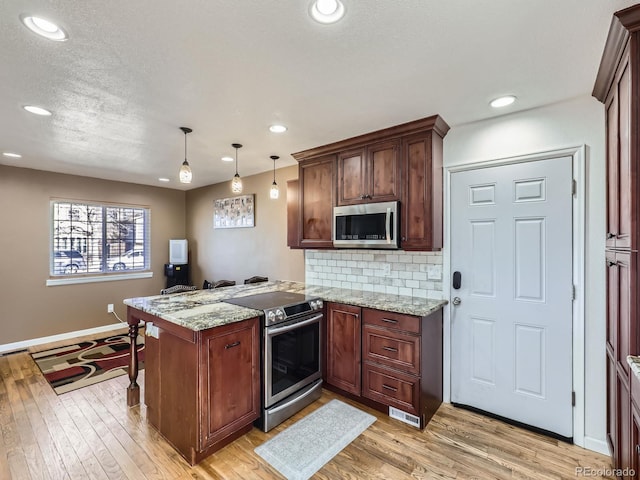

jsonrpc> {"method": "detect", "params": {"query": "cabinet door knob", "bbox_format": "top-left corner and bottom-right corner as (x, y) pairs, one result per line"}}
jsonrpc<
(608, 261), (617, 267)
(360, 194), (366, 200)
(636, 444), (640, 455)
(607, 232), (616, 239)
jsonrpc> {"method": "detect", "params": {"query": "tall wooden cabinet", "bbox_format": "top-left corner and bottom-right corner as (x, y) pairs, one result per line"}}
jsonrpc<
(290, 115), (449, 251)
(594, 4), (640, 475)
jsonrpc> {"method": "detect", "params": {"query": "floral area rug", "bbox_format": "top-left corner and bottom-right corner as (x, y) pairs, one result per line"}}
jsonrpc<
(31, 334), (145, 394)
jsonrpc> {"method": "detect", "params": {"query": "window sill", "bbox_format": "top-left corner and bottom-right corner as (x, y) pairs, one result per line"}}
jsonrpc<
(46, 271), (153, 286)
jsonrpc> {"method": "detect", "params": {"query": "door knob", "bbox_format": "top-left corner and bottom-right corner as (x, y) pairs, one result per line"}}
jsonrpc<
(452, 297), (461, 306)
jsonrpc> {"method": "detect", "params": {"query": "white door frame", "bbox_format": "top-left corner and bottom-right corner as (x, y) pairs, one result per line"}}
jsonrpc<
(443, 145), (586, 447)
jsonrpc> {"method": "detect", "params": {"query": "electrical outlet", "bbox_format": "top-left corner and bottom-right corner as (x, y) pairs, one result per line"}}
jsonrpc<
(107, 303), (114, 313)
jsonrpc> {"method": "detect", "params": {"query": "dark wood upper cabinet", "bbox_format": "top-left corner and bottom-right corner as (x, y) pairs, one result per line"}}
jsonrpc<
(401, 130), (444, 251)
(594, 5), (639, 252)
(298, 155), (336, 248)
(338, 148), (366, 205)
(286, 179), (301, 248)
(292, 115), (449, 250)
(337, 140), (400, 205)
(604, 46), (633, 250)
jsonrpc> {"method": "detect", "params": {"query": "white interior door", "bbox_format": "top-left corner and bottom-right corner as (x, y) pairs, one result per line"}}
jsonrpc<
(450, 156), (573, 438)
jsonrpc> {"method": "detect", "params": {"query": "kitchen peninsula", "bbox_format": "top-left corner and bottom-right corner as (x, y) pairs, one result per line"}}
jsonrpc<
(124, 281), (445, 465)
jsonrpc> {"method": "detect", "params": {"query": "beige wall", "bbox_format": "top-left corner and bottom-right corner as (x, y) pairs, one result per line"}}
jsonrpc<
(0, 165), (186, 344)
(186, 165), (304, 288)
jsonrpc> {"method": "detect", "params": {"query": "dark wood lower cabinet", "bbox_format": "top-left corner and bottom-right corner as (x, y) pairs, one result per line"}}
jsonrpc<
(608, 352), (618, 461)
(142, 311), (260, 465)
(619, 372), (632, 477)
(325, 302), (362, 395)
(633, 403), (640, 480)
(200, 321), (261, 449)
(324, 302), (443, 428)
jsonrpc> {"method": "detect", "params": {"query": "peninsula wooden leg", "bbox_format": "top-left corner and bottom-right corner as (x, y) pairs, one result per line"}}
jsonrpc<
(127, 320), (140, 406)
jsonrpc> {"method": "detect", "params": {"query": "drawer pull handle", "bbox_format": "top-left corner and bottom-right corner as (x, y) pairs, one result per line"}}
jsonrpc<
(637, 444), (640, 455)
(382, 318), (398, 324)
(225, 341), (241, 349)
(382, 384), (398, 392)
(382, 346), (398, 352)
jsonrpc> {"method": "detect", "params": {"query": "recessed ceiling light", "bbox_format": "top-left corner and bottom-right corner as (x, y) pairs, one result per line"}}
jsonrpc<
(490, 95), (516, 108)
(23, 105), (52, 116)
(269, 124), (288, 133)
(310, 0), (345, 24)
(20, 15), (68, 41)
(158, 177), (170, 182)
(221, 156), (234, 162)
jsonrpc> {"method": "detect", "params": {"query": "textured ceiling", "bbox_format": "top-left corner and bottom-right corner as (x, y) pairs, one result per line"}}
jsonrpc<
(0, 0), (636, 190)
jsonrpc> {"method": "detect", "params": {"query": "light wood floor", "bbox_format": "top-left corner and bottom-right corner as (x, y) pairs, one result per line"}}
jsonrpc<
(0, 334), (616, 479)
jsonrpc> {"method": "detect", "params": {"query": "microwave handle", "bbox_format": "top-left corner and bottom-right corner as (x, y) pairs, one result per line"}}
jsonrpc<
(386, 207), (391, 243)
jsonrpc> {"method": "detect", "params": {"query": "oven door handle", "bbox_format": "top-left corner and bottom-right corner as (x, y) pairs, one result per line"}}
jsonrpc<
(267, 313), (322, 335)
(268, 380), (323, 415)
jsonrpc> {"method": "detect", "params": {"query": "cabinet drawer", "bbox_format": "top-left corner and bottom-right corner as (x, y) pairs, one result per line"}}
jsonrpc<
(362, 363), (419, 415)
(362, 325), (420, 375)
(363, 308), (420, 334)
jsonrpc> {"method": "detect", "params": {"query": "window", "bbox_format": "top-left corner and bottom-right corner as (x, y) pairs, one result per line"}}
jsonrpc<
(51, 201), (150, 276)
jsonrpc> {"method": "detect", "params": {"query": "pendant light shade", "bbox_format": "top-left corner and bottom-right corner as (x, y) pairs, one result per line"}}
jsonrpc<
(179, 127), (193, 184)
(270, 155), (279, 199)
(231, 143), (243, 193)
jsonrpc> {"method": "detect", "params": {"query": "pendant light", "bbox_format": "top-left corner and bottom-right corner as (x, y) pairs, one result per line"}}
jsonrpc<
(231, 143), (243, 193)
(179, 127), (193, 184)
(269, 155), (280, 199)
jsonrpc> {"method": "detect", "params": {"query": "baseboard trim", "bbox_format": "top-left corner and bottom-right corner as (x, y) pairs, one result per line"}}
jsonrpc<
(583, 436), (610, 456)
(0, 322), (127, 355)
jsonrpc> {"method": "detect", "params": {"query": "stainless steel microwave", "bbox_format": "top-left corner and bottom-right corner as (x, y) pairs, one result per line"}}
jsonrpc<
(333, 201), (399, 249)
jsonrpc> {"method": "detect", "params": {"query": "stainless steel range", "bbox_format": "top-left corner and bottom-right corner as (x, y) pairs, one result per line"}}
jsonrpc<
(224, 291), (323, 431)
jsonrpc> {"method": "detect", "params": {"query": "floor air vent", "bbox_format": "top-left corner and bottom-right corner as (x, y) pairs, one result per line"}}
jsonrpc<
(389, 406), (420, 428)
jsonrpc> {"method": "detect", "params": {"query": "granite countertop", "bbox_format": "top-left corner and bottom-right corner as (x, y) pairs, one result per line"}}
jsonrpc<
(124, 280), (447, 331)
(628, 356), (640, 379)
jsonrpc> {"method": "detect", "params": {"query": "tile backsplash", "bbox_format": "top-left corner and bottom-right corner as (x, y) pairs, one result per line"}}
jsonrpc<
(305, 249), (443, 299)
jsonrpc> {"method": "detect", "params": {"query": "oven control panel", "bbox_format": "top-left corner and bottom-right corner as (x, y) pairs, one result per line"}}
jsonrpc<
(264, 298), (323, 326)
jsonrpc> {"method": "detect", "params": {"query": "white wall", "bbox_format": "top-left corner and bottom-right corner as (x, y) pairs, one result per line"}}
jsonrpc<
(444, 95), (606, 451)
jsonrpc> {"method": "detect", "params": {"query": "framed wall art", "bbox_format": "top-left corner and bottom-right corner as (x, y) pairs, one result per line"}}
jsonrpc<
(213, 194), (255, 229)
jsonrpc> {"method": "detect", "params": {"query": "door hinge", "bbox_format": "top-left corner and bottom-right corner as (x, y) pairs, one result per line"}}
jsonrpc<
(572, 179), (577, 196)
(572, 391), (576, 407)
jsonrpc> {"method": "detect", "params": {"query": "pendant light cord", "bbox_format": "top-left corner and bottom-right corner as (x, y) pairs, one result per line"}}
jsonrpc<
(235, 146), (239, 175)
(184, 131), (187, 161)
